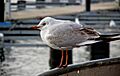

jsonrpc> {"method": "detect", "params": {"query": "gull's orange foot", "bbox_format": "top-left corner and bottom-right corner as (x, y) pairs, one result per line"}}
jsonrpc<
(58, 48), (68, 68)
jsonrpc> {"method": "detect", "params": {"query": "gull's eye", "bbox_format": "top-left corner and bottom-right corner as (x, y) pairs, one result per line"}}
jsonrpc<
(42, 22), (46, 26)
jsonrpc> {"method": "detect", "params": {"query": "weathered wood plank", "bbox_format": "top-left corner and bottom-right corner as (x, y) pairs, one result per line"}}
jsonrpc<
(38, 57), (120, 76)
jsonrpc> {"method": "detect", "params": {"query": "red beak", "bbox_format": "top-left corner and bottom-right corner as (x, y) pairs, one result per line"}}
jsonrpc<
(31, 26), (41, 29)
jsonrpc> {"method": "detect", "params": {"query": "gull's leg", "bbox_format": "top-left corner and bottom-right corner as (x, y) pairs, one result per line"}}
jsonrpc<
(59, 48), (64, 68)
(63, 48), (68, 67)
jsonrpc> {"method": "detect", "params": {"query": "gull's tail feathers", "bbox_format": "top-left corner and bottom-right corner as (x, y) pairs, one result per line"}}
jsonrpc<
(88, 33), (120, 42)
(76, 34), (120, 47)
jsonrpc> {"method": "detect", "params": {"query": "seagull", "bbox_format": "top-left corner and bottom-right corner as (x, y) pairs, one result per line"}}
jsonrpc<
(109, 20), (116, 27)
(31, 17), (100, 68)
(75, 17), (83, 27)
(75, 17), (80, 24)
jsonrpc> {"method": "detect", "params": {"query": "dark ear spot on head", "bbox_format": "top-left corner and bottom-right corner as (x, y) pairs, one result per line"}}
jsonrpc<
(42, 22), (46, 26)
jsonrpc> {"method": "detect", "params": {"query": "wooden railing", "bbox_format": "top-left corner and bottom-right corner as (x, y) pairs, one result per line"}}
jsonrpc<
(38, 57), (120, 76)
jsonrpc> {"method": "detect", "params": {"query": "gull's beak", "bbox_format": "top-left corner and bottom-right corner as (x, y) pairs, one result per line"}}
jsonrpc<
(31, 26), (41, 29)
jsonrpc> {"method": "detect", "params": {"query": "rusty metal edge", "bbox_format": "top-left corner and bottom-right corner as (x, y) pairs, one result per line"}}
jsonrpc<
(38, 56), (120, 76)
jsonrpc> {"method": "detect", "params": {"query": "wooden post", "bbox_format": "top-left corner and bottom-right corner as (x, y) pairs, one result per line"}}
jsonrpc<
(0, 0), (5, 62)
(89, 41), (110, 60)
(4, 0), (11, 20)
(17, 0), (26, 11)
(118, 0), (120, 6)
(86, 0), (91, 12)
(0, 0), (4, 22)
(0, 33), (5, 62)
(49, 48), (73, 69)
(115, 0), (120, 6)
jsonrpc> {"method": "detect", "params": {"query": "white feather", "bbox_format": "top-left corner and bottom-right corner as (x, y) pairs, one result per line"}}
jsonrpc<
(75, 17), (83, 27)
(109, 20), (116, 27)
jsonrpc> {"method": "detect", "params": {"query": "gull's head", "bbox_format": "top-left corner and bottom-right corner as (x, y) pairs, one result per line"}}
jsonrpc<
(31, 17), (55, 30)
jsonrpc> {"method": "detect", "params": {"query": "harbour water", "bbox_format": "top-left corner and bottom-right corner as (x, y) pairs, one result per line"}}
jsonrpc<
(0, 39), (120, 76)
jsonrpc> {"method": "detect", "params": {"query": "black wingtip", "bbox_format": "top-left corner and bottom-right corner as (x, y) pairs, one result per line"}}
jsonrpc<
(99, 33), (120, 38)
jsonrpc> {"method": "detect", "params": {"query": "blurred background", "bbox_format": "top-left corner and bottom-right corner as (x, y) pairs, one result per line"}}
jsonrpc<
(0, 0), (120, 76)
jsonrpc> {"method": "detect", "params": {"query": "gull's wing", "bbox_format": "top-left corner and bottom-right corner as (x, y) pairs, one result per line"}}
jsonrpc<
(46, 22), (99, 47)
(56, 19), (100, 38)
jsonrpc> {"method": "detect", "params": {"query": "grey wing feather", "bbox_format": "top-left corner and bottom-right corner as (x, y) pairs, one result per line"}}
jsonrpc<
(46, 22), (89, 47)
